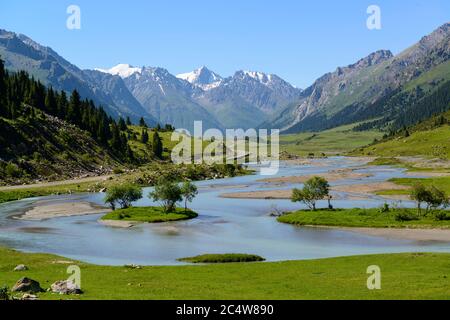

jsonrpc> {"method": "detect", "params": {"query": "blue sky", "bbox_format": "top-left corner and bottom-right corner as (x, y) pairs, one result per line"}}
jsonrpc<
(0, 0), (449, 88)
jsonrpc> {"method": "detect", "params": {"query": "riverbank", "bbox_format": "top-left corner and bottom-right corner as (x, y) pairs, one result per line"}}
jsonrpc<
(0, 247), (448, 300)
(278, 209), (450, 241)
(16, 200), (111, 221)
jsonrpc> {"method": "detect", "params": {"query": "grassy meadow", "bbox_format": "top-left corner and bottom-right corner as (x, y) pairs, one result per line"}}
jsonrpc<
(0, 248), (449, 300)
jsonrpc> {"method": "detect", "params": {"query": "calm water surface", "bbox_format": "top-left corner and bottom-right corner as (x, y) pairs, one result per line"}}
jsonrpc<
(0, 157), (449, 265)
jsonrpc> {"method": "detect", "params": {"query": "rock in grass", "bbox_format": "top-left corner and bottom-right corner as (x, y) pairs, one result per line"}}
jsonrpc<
(21, 293), (38, 300)
(51, 280), (83, 295)
(13, 264), (28, 271)
(11, 277), (44, 293)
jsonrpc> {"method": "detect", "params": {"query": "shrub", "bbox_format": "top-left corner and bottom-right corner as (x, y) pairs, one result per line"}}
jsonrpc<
(0, 286), (9, 301)
(104, 184), (143, 210)
(5, 162), (22, 178)
(379, 203), (390, 213)
(149, 179), (183, 213)
(292, 177), (330, 211)
(434, 211), (450, 221)
(395, 210), (419, 222)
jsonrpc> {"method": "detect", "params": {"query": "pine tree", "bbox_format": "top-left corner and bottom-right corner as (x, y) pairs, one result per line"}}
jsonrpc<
(141, 129), (149, 144)
(139, 117), (147, 128)
(152, 131), (163, 159)
(44, 87), (57, 114)
(68, 90), (82, 125)
(126, 116), (132, 126)
(0, 58), (6, 117)
(118, 117), (127, 131)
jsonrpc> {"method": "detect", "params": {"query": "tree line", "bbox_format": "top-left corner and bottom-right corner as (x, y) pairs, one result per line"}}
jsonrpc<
(0, 57), (167, 163)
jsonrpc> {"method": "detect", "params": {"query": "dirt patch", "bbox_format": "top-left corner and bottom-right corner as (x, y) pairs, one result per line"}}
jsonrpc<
(259, 169), (372, 185)
(221, 190), (293, 200)
(16, 201), (111, 221)
(332, 182), (409, 194)
(336, 226), (450, 242)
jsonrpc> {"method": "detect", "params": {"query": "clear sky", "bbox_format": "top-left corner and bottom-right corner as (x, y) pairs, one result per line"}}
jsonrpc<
(0, 0), (449, 88)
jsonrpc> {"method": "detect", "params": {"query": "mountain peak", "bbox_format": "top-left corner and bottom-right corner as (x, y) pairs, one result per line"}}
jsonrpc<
(96, 64), (142, 78)
(177, 66), (223, 89)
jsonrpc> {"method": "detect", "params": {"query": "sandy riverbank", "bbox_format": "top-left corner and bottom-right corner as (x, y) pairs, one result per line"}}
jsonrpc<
(315, 226), (450, 242)
(16, 200), (111, 221)
(258, 168), (372, 185)
(98, 219), (136, 228)
(220, 189), (370, 201)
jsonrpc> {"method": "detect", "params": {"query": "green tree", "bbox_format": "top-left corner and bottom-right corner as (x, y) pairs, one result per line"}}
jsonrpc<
(139, 117), (147, 128)
(410, 183), (430, 216)
(181, 181), (198, 211)
(291, 176), (330, 211)
(118, 117), (127, 131)
(141, 129), (149, 144)
(104, 184), (143, 210)
(149, 179), (183, 213)
(126, 116), (132, 126)
(152, 131), (163, 159)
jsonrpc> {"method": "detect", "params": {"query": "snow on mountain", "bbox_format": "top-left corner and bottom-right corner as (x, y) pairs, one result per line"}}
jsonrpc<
(96, 64), (142, 78)
(177, 66), (223, 90)
(242, 71), (274, 85)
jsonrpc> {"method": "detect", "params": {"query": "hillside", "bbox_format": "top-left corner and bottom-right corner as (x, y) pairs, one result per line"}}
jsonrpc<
(0, 59), (162, 185)
(351, 110), (450, 160)
(0, 112), (119, 185)
(265, 22), (450, 133)
(280, 123), (383, 157)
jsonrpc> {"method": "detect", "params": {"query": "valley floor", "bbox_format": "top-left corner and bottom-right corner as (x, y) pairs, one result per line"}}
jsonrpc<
(1, 248), (449, 300)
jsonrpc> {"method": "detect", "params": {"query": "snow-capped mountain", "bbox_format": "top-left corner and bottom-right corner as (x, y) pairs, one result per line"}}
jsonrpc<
(0, 27), (303, 131)
(177, 66), (223, 90)
(95, 64), (142, 78)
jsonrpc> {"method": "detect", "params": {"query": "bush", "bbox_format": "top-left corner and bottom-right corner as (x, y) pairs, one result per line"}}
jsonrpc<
(104, 184), (143, 210)
(395, 210), (419, 222)
(434, 211), (450, 221)
(5, 162), (22, 178)
(113, 168), (124, 174)
(178, 254), (265, 264)
(379, 203), (390, 213)
(0, 286), (9, 301)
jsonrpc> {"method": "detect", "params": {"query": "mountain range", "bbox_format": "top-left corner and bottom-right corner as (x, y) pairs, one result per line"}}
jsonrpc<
(1, 22), (449, 134)
(264, 22), (450, 133)
(0, 28), (302, 132)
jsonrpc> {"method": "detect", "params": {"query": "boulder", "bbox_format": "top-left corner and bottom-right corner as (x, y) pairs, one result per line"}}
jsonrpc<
(13, 264), (28, 271)
(21, 293), (38, 300)
(51, 280), (83, 295)
(11, 277), (44, 293)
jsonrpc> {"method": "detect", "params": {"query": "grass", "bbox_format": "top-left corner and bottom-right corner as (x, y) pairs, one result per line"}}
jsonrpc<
(280, 123), (383, 157)
(0, 247), (449, 299)
(178, 254), (265, 264)
(376, 176), (450, 197)
(353, 125), (450, 160)
(278, 208), (450, 228)
(0, 181), (105, 204)
(101, 206), (198, 223)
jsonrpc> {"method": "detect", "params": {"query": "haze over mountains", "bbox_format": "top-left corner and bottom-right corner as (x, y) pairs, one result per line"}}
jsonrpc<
(1, 22), (449, 134)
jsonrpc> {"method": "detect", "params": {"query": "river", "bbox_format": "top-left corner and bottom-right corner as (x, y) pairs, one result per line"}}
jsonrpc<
(0, 157), (449, 265)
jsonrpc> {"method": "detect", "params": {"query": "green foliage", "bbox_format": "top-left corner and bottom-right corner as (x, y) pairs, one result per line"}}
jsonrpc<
(278, 208), (450, 228)
(102, 206), (197, 223)
(180, 181), (198, 211)
(0, 58), (141, 171)
(0, 285), (9, 301)
(104, 184), (143, 210)
(178, 254), (265, 264)
(291, 176), (330, 210)
(410, 183), (449, 215)
(152, 131), (163, 159)
(149, 179), (183, 213)
(5, 162), (22, 178)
